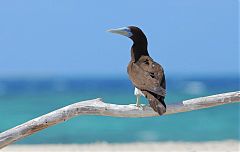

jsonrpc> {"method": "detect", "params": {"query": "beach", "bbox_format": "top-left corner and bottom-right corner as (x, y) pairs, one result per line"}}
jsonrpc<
(2, 140), (239, 152)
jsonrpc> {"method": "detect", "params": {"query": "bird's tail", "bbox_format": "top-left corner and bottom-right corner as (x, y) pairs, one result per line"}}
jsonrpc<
(142, 91), (166, 115)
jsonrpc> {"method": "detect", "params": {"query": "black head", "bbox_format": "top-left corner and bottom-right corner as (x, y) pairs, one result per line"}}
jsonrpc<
(127, 26), (147, 44)
(107, 26), (149, 61)
(107, 26), (147, 44)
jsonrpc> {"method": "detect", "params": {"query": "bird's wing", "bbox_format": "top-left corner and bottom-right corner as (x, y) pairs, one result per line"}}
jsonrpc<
(141, 90), (166, 115)
(128, 56), (166, 97)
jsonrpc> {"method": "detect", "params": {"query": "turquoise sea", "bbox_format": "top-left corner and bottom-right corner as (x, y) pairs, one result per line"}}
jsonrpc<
(0, 76), (239, 144)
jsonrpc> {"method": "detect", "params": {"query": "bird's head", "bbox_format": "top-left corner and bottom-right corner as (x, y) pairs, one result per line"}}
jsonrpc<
(107, 26), (147, 44)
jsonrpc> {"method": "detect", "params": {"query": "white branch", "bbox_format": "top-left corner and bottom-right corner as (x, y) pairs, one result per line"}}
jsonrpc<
(0, 91), (239, 149)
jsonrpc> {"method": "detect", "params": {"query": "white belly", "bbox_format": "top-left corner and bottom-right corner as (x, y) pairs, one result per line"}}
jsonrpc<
(134, 87), (145, 97)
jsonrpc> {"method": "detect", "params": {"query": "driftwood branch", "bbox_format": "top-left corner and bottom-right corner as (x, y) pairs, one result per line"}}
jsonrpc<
(0, 91), (239, 149)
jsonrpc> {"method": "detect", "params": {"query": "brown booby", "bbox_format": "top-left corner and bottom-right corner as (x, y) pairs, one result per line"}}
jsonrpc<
(107, 26), (167, 115)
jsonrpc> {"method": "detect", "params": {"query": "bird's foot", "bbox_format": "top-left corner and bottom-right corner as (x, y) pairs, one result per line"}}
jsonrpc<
(134, 104), (145, 110)
(136, 103), (145, 110)
(129, 104), (145, 110)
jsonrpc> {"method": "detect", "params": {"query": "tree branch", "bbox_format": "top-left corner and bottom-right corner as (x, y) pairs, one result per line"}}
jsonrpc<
(0, 91), (239, 149)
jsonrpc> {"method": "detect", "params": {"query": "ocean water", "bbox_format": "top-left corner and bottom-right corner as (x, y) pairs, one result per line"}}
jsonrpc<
(0, 76), (239, 144)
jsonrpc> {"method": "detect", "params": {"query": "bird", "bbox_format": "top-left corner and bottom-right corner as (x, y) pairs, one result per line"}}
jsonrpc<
(107, 26), (167, 115)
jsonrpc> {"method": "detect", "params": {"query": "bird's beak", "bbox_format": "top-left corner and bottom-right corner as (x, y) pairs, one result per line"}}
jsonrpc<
(107, 27), (133, 37)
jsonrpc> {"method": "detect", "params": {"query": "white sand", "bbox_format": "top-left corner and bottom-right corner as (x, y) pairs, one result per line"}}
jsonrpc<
(2, 140), (239, 152)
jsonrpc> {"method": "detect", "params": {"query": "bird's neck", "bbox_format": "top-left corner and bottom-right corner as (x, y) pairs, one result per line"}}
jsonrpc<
(131, 41), (149, 62)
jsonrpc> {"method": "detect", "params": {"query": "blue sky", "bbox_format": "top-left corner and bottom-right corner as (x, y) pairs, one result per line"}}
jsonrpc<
(0, 0), (238, 78)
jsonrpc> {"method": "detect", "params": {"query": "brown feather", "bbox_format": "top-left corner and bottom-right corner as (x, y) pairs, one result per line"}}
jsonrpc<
(127, 56), (166, 97)
(142, 91), (166, 115)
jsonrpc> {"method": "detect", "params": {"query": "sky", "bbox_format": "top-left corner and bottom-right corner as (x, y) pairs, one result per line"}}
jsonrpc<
(0, 0), (238, 78)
